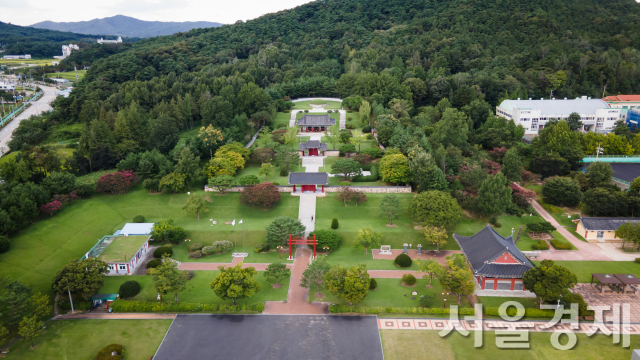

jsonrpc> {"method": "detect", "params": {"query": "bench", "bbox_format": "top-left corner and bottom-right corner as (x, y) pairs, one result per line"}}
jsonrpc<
(379, 245), (392, 255)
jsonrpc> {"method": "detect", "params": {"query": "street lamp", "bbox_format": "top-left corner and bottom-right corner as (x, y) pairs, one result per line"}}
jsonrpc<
(442, 293), (447, 309)
(277, 246), (284, 260)
(184, 238), (191, 252)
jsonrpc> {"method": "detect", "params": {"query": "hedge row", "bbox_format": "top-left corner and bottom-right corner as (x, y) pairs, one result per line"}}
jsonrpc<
(550, 240), (572, 250)
(485, 307), (556, 318)
(57, 298), (92, 311)
(328, 305), (475, 315)
(532, 240), (550, 250)
(110, 299), (264, 313)
(352, 165), (379, 182)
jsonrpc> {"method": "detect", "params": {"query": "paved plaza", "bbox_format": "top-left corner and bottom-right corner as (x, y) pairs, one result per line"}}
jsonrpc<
(572, 283), (640, 322)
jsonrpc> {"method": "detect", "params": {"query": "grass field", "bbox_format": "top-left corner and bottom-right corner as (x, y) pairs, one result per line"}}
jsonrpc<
(532, 261), (640, 283)
(0, 58), (57, 66)
(380, 331), (640, 360)
(478, 296), (538, 309)
(98, 270), (289, 304)
(5, 319), (171, 359)
(311, 278), (472, 309)
(232, 160), (305, 184)
(45, 70), (86, 82)
(324, 247), (420, 270)
(292, 100), (342, 110)
(0, 151), (18, 164)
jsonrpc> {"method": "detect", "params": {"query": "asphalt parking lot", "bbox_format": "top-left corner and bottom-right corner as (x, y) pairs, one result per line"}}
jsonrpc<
(153, 314), (383, 360)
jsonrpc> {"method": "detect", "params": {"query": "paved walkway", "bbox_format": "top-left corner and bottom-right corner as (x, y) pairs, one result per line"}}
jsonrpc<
(263, 247), (329, 314)
(338, 110), (346, 129)
(572, 283), (640, 322)
(301, 155), (324, 172)
(298, 193), (316, 235)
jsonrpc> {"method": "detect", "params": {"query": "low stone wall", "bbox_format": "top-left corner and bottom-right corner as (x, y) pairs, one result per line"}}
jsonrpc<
(204, 185), (411, 193)
(204, 185), (293, 193)
(325, 150), (340, 156)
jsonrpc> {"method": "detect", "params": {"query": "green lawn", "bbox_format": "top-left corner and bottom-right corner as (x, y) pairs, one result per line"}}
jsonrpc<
(311, 278), (472, 309)
(5, 319), (171, 360)
(272, 112), (291, 129)
(324, 247), (420, 270)
(478, 296), (538, 309)
(172, 243), (294, 264)
(232, 160), (305, 184)
(381, 331), (640, 360)
(45, 70), (86, 82)
(0, 188), (298, 300)
(0, 151), (18, 164)
(292, 100), (342, 110)
(532, 261), (640, 283)
(319, 156), (385, 186)
(99, 270), (289, 304)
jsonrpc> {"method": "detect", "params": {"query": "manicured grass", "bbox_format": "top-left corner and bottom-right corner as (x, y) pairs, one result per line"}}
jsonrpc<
(319, 156), (385, 186)
(325, 247), (419, 270)
(172, 243), (293, 264)
(0, 151), (18, 164)
(478, 296), (538, 309)
(0, 188), (298, 300)
(45, 70), (86, 81)
(532, 261), (640, 283)
(5, 319), (172, 360)
(292, 100), (342, 110)
(380, 331), (640, 360)
(99, 270), (289, 304)
(311, 278), (472, 309)
(272, 112), (291, 129)
(232, 160), (304, 184)
(99, 235), (149, 262)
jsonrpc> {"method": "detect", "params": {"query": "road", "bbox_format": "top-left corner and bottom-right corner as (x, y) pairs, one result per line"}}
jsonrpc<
(0, 85), (58, 156)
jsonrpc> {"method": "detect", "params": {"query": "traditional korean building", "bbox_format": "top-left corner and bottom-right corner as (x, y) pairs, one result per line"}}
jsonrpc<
(289, 172), (329, 194)
(453, 225), (533, 291)
(299, 139), (327, 156)
(296, 114), (336, 132)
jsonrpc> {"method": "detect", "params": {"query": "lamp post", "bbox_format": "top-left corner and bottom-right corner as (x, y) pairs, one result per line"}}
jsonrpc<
(323, 246), (330, 253)
(185, 238), (191, 252)
(442, 293), (446, 309)
(277, 246), (283, 260)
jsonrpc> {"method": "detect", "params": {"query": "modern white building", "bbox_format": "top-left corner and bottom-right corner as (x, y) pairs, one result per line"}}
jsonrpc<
(2, 54), (31, 60)
(496, 97), (620, 134)
(97, 37), (123, 44)
(0, 82), (15, 91)
(54, 44), (80, 60)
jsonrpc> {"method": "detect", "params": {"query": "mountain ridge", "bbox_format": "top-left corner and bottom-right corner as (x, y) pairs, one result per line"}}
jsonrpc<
(30, 15), (222, 38)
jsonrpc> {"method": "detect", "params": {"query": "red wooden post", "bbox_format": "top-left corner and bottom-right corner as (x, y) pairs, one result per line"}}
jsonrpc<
(313, 234), (316, 258)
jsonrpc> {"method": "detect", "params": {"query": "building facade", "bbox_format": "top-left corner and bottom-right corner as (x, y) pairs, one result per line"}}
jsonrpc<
(453, 225), (533, 292)
(496, 97), (619, 135)
(296, 114), (336, 132)
(574, 217), (640, 243)
(299, 139), (327, 156)
(97, 37), (123, 44)
(289, 172), (329, 195)
(0, 82), (15, 91)
(602, 95), (640, 110)
(2, 54), (31, 60)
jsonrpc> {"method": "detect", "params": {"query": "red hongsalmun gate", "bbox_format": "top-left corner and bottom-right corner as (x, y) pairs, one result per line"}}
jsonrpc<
(287, 234), (317, 260)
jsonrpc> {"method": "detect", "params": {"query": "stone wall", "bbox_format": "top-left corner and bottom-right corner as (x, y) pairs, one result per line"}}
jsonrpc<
(325, 150), (340, 157)
(204, 185), (293, 193)
(204, 185), (411, 193)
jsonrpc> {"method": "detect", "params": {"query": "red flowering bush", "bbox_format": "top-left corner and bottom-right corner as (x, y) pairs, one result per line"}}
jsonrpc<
(484, 160), (501, 175)
(40, 201), (62, 216)
(53, 190), (80, 203)
(511, 184), (536, 208)
(96, 170), (139, 194)
(240, 183), (282, 209)
(488, 147), (507, 163)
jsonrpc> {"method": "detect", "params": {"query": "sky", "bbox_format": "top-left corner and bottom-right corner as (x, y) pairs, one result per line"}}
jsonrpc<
(0, 0), (313, 26)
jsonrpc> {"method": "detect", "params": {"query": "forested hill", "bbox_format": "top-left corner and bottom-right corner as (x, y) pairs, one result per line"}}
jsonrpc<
(0, 22), (116, 58)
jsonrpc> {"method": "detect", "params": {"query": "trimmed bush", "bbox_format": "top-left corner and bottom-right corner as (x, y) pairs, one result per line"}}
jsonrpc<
(255, 243), (270, 253)
(212, 240), (234, 253)
(362, 125), (371, 133)
(636, 258), (640, 264)
(401, 274), (416, 286)
(95, 344), (123, 360)
(309, 230), (343, 251)
(331, 218), (339, 229)
(133, 215), (145, 223)
(328, 305), (475, 315)
(352, 165), (379, 182)
(110, 299), (265, 313)
(345, 124), (356, 129)
(185, 270), (195, 280)
(119, 280), (141, 298)
(0, 236), (9, 254)
(146, 259), (162, 268)
(395, 253), (412, 268)
(550, 240), (572, 250)
(485, 307), (556, 319)
(202, 246), (214, 255)
(76, 183), (96, 198)
(279, 167), (288, 176)
(369, 278), (378, 290)
(191, 243), (204, 251)
(189, 251), (203, 259)
(153, 246), (173, 258)
(361, 148), (384, 158)
(532, 240), (550, 250)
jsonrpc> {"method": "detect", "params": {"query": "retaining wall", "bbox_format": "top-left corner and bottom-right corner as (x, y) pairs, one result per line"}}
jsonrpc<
(204, 185), (411, 193)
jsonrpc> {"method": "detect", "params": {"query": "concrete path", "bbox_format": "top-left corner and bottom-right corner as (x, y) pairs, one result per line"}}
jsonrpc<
(301, 155), (324, 172)
(308, 133), (323, 141)
(339, 110), (346, 129)
(378, 317), (640, 331)
(263, 247), (329, 314)
(298, 193), (317, 235)
(0, 85), (57, 156)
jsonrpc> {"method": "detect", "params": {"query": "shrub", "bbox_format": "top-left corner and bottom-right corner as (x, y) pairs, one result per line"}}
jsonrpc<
(395, 253), (412, 268)
(95, 344), (123, 360)
(153, 246), (173, 258)
(239, 175), (260, 186)
(550, 240), (572, 250)
(345, 124), (356, 129)
(362, 125), (371, 133)
(327, 305), (475, 315)
(185, 270), (195, 280)
(96, 170), (138, 194)
(277, 123), (287, 128)
(331, 218), (339, 229)
(240, 183), (282, 209)
(347, 110), (353, 113)
(401, 274), (417, 285)
(57, 298), (92, 311)
(255, 243), (270, 253)
(164, 227), (187, 244)
(485, 307), (556, 319)
(340, 181), (351, 186)
(527, 222), (556, 233)
(347, 117), (353, 121)
(0, 236), (9, 254)
(202, 246), (214, 256)
(532, 240), (550, 250)
(354, 153), (372, 165)
(119, 280), (141, 298)
(352, 165), (379, 182)
(143, 178), (160, 193)
(76, 183), (96, 198)
(420, 295), (433, 308)
(304, 110), (309, 113)
(109, 299), (264, 313)
(542, 176), (582, 207)
(133, 215), (145, 223)
(369, 278), (378, 290)
(279, 167), (288, 176)
(636, 258), (640, 264)
(189, 251), (203, 259)
(361, 148), (384, 158)
(212, 240), (234, 253)
(146, 259), (162, 268)
(191, 243), (204, 251)
(309, 230), (343, 251)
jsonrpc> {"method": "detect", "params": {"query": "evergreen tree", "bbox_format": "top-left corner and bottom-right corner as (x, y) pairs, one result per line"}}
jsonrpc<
(478, 173), (512, 218)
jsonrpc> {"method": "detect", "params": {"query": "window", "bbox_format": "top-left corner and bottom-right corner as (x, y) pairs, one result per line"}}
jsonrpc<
(530, 119), (538, 131)
(484, 280), (494, 290)
(596, 118), (604, 129)
(109, 265), (114, 270)
(119, 265), (126, 270)
(497, 281), (512, 290)
(514, 281), (524, 291)
(597, 231), (604, 238)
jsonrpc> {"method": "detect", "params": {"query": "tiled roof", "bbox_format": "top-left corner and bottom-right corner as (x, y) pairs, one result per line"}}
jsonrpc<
(498, 98), (610, 115)
(580, 217), (640, 231)
(603, 95), (640, 102)
(288, 172), (329, 185)
(299, 140), (327, 151)
(453, 225), (533, 278)
(296, 114), (336, 126)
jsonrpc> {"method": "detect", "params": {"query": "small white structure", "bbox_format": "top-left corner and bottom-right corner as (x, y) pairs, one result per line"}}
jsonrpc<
(496, 97), (620, 134)
(379, 245), (392, 255)
(119, 223), (155, 236)
(97, 37), (123, 44)
(49, 78), (70, 83)
(0, 82), (15, 91)
(56, 88), (73, 97)
(2, 54), (31, 60)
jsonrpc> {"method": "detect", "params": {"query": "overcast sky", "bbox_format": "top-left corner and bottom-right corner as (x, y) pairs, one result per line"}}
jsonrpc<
(0, 0), (313, 26)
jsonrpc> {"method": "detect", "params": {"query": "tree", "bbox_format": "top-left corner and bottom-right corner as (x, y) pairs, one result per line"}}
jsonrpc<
(209, 175), (234, 194)
(42, 172), (76, 195)
(149, 254), (187, 302)
(240, 182), (282, 208)
(259, 163), (273, 181)
(379, 194), (402, 225)
(96, 170), (138, 194)
(349, 135), (366, 152)
(39, 201), (62, 216)
(148, 114), (180, 155)
(263, 261), (291, 287)
(530, 153), (570, 179)
(567, 112), (582, 131)
(326, 124), (341, 150)
(300, 255), (331, 297)
(252, 148), (275, 163)
(336, 186), (355, 207)
(18, 315), (43, 348)
(265, 216), (306, 248)
(159, 171), (187, 193)
(77, 123), (97, 173)
(615, 222), (640, 250)
(430, 108), (469, 148)
(174, 148), (201, 191)
(210, 263), (261, 305)
(417, 259), (443, 287)
(339, 130), (353, 144)
(359, 100), (371, 125)
(214, 150), (245, 172)
(439, 253), (475, 304)
(409, 191), (461, 228)
(421, 225), (448, 252)
(478, 173), (512, 217)
(274, 146), (300, 171)
(182, 193), (209, 220)
(632, 177), (640, 193)
(203, 157), (237, 178)
(522, 259), (577, 305)
(542, 177), (582, 207)
(52, 257), (108, 300)
(331, 158), (362, 180)
(379, 153), (412, 184)
(501, 148), (522, 182)
(198, 125), (224, 159)
(239, 175), (260, 186)
(354, 226), (382, 254)
(323, 264), (370, 306)
(339, 144), (356, 158)
(586, 162), (614, 188)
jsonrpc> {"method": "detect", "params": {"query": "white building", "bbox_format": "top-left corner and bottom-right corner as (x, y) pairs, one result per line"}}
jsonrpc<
(97, 37), (123, 44)
(49, 78), (70, 83)
(0, 82), (14, 91)
(54, 44), (80, 60)
(496, 97), (620, 134)
(2, 54), (31, 60)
